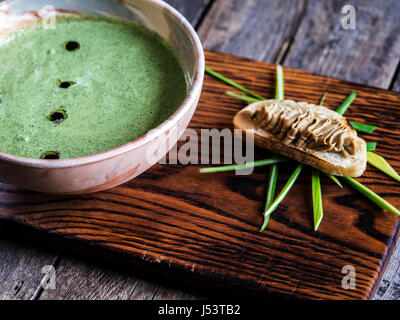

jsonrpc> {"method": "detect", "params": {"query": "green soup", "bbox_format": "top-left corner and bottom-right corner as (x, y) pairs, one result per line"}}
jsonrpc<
(0, 16), (188, 159)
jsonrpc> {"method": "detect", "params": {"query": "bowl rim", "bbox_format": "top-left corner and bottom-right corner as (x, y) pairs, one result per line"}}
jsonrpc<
(0, 0), (205, 169)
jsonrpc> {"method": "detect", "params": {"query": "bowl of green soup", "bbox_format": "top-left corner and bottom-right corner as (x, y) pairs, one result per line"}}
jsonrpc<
(0, 0), (204, 194)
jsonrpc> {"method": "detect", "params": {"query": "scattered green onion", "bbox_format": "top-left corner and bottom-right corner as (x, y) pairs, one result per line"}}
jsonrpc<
(199, 158), (289, 173)
(366, 142), (377, 152)
(205, 67), (265, 100)
(349, 121), (377, 134)
(262, 159), (278, 229)
(325, 173), (343, 188)
(225, 91), (261, 103)
(319, 92), (328, 105)
(260, 164), (303, 231)
(312, 168), (323, 231)
(367, 152), (400, 183)
(0, 92), (2, 104)
(261, 65), (285, 229)
(275, 65), (284, 100)
(335, 92), (357, 115)
(341, 177), (400, 215)
(309, 93), (331, 230)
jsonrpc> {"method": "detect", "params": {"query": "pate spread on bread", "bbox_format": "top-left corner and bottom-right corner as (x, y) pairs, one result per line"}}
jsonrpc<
(233, 99), (367, 177)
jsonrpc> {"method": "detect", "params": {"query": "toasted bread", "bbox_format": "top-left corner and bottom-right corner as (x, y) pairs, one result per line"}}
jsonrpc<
(233, 99), (367, 177)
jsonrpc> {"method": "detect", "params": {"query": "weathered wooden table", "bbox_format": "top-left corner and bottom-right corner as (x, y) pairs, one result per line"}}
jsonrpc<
(1, 0), (399, 300)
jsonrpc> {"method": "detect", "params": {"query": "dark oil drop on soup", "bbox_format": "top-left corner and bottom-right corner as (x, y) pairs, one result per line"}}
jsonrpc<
(0, 16), (188, 159)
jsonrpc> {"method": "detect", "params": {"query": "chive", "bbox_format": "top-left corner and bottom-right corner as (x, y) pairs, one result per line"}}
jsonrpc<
(335, 92), (357, 115)
(367, 152), (400, 183)
(265, 163), (279, 207)
(205, 67), (265, 100)
(0, 92), (2, 104)
(325, 173), (343, 188)
(349, 121), (377, 134)
(319, 92), (328, 105)
(341, 177), (400, 215)
(366, 142), (377, 152)
(335, 93), (377, 133)
(199, 158), (289, 173)
(312, 168), (323, 231)
(260, 164), (303, 231)
(262, 160), (278, 229)
(225, 91), (261, 103)
(309, 93), (331, 231)
(275, 65), (284, 100)
(261, 65), (286, 229)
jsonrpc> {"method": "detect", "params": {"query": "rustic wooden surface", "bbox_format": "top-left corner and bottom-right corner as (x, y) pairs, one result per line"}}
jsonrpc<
(0, 0), (399, 300)
(1, 51), (400, 299)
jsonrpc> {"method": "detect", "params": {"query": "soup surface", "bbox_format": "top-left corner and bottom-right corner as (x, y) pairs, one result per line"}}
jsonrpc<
(0, 15), (188, 159)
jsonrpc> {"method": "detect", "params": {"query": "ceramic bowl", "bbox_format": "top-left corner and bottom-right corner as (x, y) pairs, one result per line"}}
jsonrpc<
(0, 0), (204, 194)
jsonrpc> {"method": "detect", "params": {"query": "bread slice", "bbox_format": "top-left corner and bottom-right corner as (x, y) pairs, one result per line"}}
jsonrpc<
(233, 99), (367, 177)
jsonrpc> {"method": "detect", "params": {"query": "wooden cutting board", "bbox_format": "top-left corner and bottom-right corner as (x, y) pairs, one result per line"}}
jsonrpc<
(0, 51), (399, 300)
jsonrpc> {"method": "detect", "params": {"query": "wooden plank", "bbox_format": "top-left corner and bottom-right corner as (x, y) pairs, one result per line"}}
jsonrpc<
(152, 284), (204, 300)
(198, 0), (307, 62)
(164, 0), (212, 27)
(0, 221), (56, 300)
(38, 251), (205, 300)
(1, 51), (399, 299)
(374, 241), (400, 300)
(285, 0), (400, 88)
(39, 257), (139, 300)
(0, 242), (56, 300)
(128, 280), (159, 300)
(391, 71), (400, 92)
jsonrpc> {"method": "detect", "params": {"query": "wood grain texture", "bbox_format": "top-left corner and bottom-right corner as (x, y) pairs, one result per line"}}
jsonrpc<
(285, 0), (400, 89)
(392, 71), (400, 92)
(198, 0), (306, 62)
(1, 51), (399, 299)
(0, 239), (56, 300)
(164, 0), (212, 27)
(0, 215), (59, 300)
(374, 240), (400, 300)
(39, 257), (139, 300)
(37, 253), (205, 300)
(153, 284), (204, 300)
